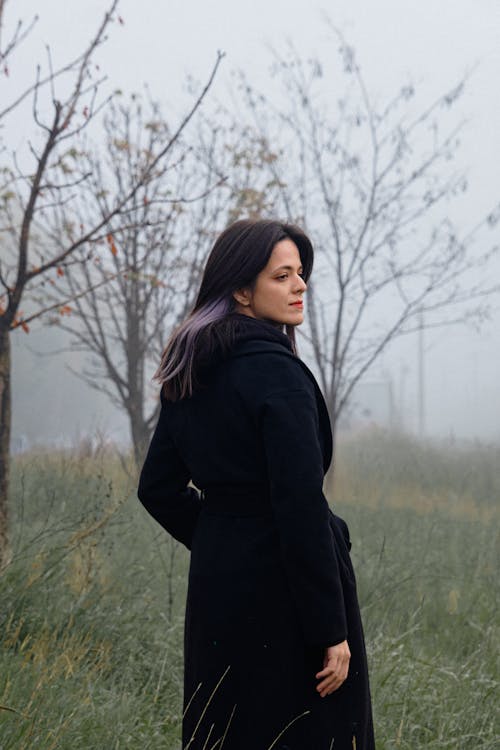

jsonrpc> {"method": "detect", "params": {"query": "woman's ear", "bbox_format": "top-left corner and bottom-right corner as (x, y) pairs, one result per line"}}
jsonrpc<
(232, 288), (252, 307)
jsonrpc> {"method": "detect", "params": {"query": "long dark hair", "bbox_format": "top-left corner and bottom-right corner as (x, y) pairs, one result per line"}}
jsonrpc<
(155, 218), (314, 400)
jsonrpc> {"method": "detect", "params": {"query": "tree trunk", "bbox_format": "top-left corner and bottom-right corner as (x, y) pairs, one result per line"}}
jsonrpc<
(0, 328), (11, 570)
(130, 410), (151, 472)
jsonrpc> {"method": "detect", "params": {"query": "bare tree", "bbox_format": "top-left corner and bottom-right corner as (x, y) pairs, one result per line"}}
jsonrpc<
(235, 28), (500, 463)
(0, 0), (223, 566)
(46, 94), (285, 468)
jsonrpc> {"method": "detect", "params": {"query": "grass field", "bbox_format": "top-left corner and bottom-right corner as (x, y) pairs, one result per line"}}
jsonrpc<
(0, 429), (498, 749)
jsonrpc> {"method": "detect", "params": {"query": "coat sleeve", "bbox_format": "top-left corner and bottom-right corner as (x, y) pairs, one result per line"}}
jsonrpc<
(137, 399), (200, 550)
(260, 384), (348, 648)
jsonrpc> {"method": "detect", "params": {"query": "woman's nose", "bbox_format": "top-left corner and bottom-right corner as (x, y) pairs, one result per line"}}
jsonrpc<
(296, 275), (307, 292)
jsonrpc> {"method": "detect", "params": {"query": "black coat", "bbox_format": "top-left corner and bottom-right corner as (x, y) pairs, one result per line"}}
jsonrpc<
(138, 316), (375, 750)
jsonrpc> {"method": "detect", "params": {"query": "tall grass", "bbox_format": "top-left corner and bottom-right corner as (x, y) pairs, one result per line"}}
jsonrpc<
(1, 429), (498, 748)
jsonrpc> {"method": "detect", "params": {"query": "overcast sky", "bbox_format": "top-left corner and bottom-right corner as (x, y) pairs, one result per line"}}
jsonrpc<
(6, 0), (500, 445)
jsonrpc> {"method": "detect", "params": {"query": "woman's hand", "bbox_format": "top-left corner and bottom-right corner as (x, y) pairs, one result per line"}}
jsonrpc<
(315, 640), (351, 697)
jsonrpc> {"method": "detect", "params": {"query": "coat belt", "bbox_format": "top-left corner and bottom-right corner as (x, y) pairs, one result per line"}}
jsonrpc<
(200, 483), (273, 517)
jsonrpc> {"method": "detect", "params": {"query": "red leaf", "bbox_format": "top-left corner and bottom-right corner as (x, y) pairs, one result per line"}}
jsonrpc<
(106, 233), (118, 256)
(59, 305), (72, 316)
(56, 267), (64, 277)
(13, 313), (30, 332)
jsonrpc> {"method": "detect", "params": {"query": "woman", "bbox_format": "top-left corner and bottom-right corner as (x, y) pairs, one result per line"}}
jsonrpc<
(138, 219), (375, 750)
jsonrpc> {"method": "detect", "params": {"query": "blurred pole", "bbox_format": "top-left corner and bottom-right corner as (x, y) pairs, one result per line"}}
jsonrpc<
(388, 374), (396, 429)
(398, 360), (408, 431)
(418, 310), (425, 438)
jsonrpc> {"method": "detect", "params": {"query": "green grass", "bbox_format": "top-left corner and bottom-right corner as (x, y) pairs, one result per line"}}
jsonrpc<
(1, 429), (498, 748)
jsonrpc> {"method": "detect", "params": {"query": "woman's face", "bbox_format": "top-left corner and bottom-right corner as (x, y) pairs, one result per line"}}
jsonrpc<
(233, 238), (307, 326)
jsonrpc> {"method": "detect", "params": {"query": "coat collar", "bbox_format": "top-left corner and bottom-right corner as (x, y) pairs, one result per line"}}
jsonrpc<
(229, 339), (333, 474)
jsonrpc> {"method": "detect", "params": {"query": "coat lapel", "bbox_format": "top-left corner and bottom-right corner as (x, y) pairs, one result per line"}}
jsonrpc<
(229, 340), (333, 474)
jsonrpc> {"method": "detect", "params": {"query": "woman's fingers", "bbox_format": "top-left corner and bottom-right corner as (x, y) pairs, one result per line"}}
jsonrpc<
(316, 658), (340, 679)
(316, 664), (347, 694)
(317, 677), (342, 696)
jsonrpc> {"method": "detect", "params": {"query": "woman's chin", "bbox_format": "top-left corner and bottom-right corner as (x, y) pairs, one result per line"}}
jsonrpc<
(279, 311), (304, 326)
(288, 309), (304, 324)
(259, 310), (304, 327)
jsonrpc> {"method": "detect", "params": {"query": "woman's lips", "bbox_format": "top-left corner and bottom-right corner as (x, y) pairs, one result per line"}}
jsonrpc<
(290, 301), (303, 307)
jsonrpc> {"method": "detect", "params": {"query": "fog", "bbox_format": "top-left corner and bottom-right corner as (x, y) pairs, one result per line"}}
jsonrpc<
(5, 0), (500, 449)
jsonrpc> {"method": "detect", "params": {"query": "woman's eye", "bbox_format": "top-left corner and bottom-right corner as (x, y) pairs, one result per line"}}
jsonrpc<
(276, 271), (304, 281)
